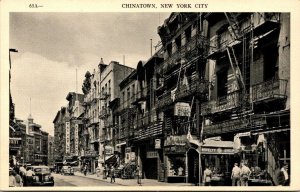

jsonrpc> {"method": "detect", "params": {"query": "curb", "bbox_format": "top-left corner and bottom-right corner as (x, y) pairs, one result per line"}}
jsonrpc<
(74, 173), (127, 186)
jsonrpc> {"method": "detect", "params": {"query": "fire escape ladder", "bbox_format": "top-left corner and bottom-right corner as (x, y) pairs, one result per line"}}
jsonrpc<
(226, 46), (246, 92)
(224, 13), (241, 40)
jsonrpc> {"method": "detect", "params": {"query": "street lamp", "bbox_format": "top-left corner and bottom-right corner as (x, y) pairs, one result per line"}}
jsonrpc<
(9, 48), (18, 68)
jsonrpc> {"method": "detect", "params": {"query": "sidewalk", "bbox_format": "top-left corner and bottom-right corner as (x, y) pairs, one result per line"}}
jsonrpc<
(74, 171), (194, 186)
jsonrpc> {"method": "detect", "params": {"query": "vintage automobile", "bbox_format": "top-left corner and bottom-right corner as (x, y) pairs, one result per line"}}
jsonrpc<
(61, 165), (74, 175)
(27, 166), (54, 186)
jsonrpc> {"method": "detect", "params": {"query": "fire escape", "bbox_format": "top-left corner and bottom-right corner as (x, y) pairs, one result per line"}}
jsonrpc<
(202, 13), (287, 137)
(156, 13), (209, 140)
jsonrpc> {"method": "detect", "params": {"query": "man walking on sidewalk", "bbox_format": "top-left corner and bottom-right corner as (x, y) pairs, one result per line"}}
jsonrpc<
(110, 166), (115, 183)
(136, 165), (142, 185)
(83, 165), (88, 176)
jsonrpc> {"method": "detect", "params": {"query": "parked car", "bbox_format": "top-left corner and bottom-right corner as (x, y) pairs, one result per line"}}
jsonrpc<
(27, 166), (54, 186)
(61, 166), (74, 175)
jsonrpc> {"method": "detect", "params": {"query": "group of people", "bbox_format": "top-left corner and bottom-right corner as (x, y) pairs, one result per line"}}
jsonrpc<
(92, 164), (142, 185)
(202, 162), (253, 186)
(231, 162), (252, 186)
(9, 165), (35, 187)
(231, 162), (289, 186)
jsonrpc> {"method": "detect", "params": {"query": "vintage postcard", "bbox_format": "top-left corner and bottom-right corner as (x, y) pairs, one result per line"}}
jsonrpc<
(1, 0), (300, 191)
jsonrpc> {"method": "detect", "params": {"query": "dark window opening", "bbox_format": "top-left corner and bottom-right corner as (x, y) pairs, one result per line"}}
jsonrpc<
(185, 27), (192, 43)
(217, 68), (228, 98)
(175, 35), (181, 50)
(263, 45), (279, 81)
(167, 43), (172, 57)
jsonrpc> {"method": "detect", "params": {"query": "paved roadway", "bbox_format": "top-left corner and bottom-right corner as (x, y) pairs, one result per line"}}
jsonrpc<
(53, 173), (120, 186)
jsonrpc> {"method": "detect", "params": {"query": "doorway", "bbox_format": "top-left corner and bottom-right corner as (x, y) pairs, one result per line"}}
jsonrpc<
(187, 148), (199, 184)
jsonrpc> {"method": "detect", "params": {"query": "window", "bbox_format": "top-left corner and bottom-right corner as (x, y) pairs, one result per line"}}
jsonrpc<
(185, 27), (192, 43)
(217, 68), (228, 98)
(132, 84), (135, 100)
(122, 91), (125, 108)
(127, 88), (130, 107)
(175, 35), (181, 50)
(263, 45), (279, 81)
(108, 80), (111, 95)
(167, 43), (172, 57)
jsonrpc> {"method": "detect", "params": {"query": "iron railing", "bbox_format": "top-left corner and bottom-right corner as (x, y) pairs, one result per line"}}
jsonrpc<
(156, 91), (173, 109)
(251, 79), (288, 103)
(201, 91), (242, 115)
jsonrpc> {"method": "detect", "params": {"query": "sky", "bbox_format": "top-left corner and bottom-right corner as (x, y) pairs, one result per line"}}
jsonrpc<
(10, 12), (170, 136)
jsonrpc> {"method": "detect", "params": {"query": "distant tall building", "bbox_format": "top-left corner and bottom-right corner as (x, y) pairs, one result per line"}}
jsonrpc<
(53, 92), (84, 165)
(48, 135), (54, 166)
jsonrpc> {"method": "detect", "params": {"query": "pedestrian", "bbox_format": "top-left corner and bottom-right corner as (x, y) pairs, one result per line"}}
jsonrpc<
(14, 170), (23, 187)
(103, 164), (107, 179)
(136, 165), (142, 185)
(240, 162), (251, 186)
(9, 171), (17, 187)
(83, 164), (87, 176)
(25, 167), (35, 186)
(277, 163), (289, 186)
(19, 165), (26, 178)
(231, 163), (241, 186)
(110, 166), (115, 183)
(203, 165), (212, 186)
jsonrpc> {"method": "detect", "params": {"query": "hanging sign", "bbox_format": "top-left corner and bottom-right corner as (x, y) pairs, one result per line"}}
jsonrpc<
(65, 122), (70, 154)
(74, 124), (79, 156)
(155, 139), (161, 149)
(174, 102), (191, 116)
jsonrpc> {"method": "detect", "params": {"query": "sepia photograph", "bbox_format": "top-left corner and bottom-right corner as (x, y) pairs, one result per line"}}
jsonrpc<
(1, 0), (300, 191)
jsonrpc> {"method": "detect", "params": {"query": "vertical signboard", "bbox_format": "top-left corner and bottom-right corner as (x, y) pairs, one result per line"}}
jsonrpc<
(66, 122), (70, 154)
(74, 124), (79, 156)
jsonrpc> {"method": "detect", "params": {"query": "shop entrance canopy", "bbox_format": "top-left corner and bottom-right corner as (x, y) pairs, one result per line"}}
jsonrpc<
(201, 140), (234, 155)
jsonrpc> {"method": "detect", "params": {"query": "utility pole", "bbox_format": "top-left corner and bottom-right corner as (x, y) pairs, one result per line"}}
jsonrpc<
(150, 39), (153, 57)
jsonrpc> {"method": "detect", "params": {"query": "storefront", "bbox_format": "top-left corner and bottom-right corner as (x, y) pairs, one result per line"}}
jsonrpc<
(164, 135), (188, 183)
(200, 139), (236, 186)
(83, 150), (98, 174)
(136, 140), (159, 180)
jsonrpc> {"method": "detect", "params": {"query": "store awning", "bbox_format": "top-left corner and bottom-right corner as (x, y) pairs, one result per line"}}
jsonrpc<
(202, 140), (234, 148)
(116, 142), (126, 147)
(201, 140), (235, 155)
(105, 155), (117, 164)
(105, 155), (114, 161)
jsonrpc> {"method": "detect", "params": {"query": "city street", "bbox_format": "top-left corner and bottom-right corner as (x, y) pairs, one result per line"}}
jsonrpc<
(53, 173), (120, 186)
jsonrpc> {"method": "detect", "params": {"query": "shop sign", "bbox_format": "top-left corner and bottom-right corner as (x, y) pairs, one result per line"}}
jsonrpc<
(125, 152), (136, 163)
(155, 139), (161, 149)
(201, 147), (234, 154)
(65, 122), (70, 154)
(165, 145), (186, 154)
(72, 119), (83, 124)
(237, 132), (251, 137)
(147, 151), (158, 158)
(165, 135), (187, 146)
(204, 117), (249, 134)
(85, 150), (98, 157)
(130, 152), (136, 161)
(105, 146), (113, 155)
(125, 147), (131, 153)
(74, 124), (79, 156)
(174, 102), (191, 117)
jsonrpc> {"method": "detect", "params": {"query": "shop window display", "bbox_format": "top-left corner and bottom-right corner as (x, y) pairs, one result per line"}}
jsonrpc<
(167, 156), (185, 176)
